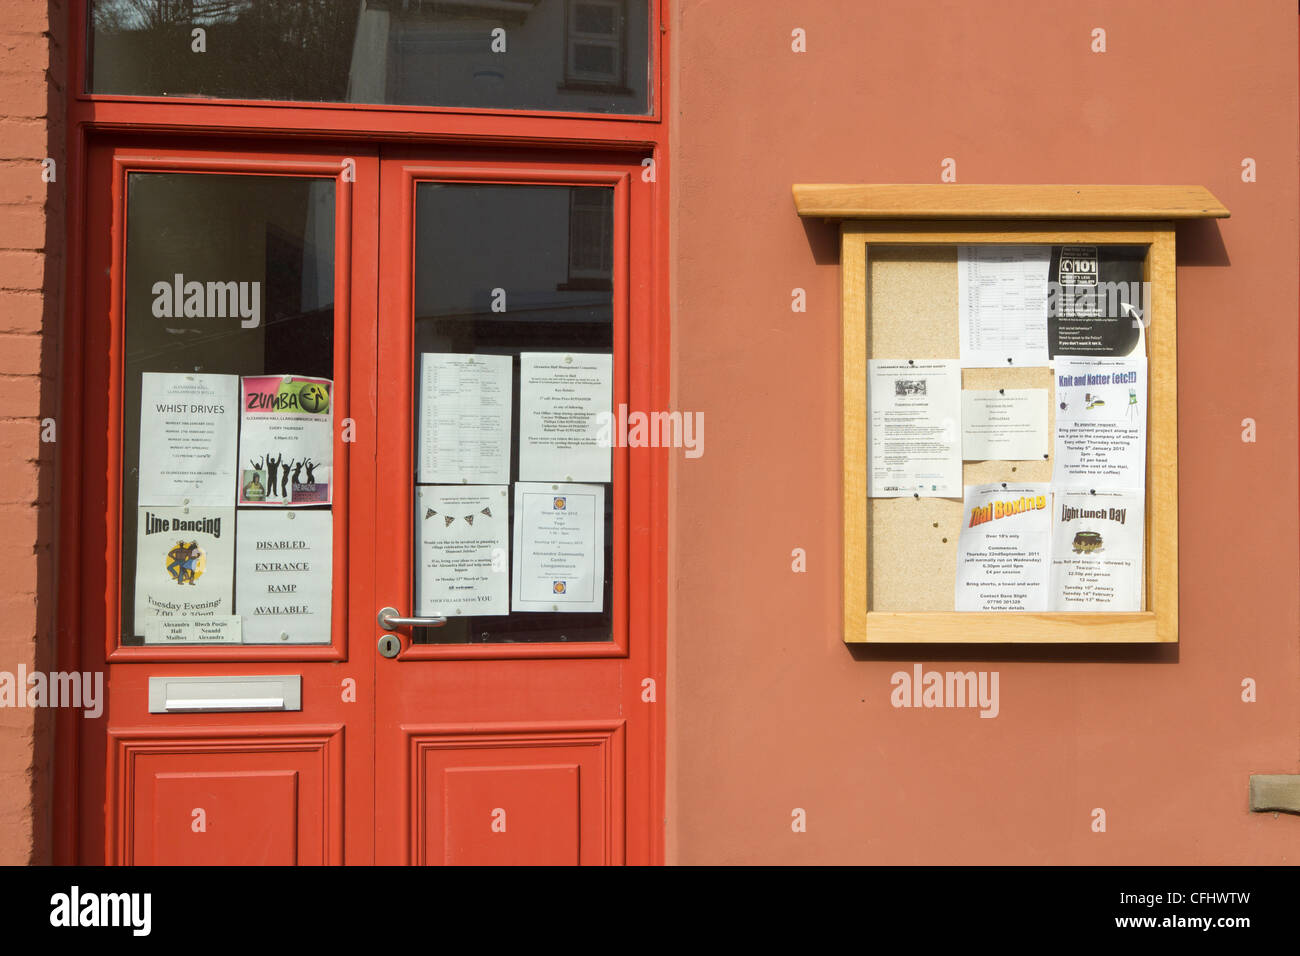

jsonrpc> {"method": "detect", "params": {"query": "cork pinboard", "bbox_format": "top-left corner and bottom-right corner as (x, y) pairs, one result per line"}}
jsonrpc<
(865, 245), (1060, 612)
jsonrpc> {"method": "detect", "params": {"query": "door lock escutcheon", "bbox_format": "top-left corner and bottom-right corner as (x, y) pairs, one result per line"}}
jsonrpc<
(378, 633), (401, 658)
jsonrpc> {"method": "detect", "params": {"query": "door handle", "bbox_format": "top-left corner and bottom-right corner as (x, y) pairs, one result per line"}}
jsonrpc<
(377, 606), (447, 630)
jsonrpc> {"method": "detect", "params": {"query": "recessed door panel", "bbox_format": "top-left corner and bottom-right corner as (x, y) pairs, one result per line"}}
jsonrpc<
(410, 724), (623, 866)
(114, 727), (344, 866)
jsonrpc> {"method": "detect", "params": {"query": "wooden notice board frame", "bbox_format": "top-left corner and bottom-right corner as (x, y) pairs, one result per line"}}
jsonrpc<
(793, 185), (1229, 645)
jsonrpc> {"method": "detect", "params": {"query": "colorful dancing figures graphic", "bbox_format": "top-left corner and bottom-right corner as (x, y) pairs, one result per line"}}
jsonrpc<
(182, 543), (202, 585)
(166, 541), (188, 585)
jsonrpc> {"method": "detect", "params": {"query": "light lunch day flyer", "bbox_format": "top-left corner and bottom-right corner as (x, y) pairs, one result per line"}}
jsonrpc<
(1049, 489), (1144, 612)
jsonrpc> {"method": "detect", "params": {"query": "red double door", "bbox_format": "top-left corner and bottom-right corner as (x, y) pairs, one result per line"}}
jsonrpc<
(71, 138), (664, 865)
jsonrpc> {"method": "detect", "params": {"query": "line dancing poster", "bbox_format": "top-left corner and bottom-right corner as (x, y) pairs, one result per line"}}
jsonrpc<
(133, 506), (238, 642)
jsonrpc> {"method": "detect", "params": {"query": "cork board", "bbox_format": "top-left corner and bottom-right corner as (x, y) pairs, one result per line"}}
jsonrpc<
(838, 219), (1178, 644)
(865, 245), (1064, 612)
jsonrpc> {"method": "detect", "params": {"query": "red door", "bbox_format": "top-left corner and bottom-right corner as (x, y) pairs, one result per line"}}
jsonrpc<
(373, 148), (660, 864)
(76, 138), (380, 864)
(72, 137), (664, 864)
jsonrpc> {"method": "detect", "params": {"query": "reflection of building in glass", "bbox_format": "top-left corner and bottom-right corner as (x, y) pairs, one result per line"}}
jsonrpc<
(564, 0), (629, 92)
(90, 0), (648, 113)
(564, 188), (615, 290)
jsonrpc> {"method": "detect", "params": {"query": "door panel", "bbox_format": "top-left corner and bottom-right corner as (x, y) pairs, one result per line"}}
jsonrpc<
(412, 722), (624, 865)
(79, 140), (378, 865)
(374, 150), (655, 864)
(113, 726), (344, 865)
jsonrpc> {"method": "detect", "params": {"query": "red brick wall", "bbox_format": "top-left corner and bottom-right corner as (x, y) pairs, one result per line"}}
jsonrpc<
(0, 0), (65, 865)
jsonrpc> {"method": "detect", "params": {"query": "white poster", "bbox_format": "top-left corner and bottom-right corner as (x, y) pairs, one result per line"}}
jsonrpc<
(418, 353), (512, 484)
(137, 372), (239, 506)
(518, 352), (613, 482)
(415, 485), (509, 617)
(1050, 490), (1144, 611)
(1052, 357), (1147, 490)
(958, 244), (1051, 367)
(868, 360), (962, 498)
(237, 375), (334, 506)
(133, 506), (237, 640)
(954, 483), (1052, 612)
(511, 482), (605, 613)
(235, 510), (332, 644)
(144, 617), (241, 645)
(961, 388), (1049, 461)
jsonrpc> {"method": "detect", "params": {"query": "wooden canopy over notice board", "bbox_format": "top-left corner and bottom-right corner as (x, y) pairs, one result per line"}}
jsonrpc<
(795, 185), (1228, 644)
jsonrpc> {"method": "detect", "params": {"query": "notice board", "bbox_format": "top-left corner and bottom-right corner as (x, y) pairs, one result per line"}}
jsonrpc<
(793, 185), (1230, 644)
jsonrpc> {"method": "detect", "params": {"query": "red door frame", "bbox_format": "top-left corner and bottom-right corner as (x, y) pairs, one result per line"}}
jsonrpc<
(55, 1), (670, 865)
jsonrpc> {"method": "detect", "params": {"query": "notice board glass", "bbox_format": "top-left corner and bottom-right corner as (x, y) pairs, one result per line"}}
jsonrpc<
(840, 221), (1178, 644)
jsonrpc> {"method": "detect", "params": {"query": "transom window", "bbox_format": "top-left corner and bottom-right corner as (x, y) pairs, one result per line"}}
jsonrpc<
(89, 0), (652, 115)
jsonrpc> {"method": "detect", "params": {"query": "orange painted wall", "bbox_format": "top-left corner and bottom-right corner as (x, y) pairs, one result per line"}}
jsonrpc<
(667, 0), (1299, 862)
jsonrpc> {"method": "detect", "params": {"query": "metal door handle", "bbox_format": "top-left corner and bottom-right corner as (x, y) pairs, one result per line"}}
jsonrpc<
(377, 606), (447, 630)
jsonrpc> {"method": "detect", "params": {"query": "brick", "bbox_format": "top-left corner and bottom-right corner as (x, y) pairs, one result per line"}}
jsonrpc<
(0, 119), (47, 160)
(0, 165), (48, 204)
(0, 420), (38, 460)
(0, 35), (48, 74)
(0, 204), (44, 251)
(0, 508), (37, 598)
(0, 3), (52, 35)
(0, 72), (47, 119)
(0, 376), (40, 417)
(0, 251), (43, 290)
(0, 592), (36, 618)
(0, 461), (38, 505)
(0, 293), (42, 333)
(0, 335), (40, 376)
(0, 553), (37, 595)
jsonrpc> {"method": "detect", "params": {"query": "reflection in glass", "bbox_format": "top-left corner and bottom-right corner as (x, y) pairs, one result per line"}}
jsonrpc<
(90, 0), (651, 115)
(412, 183), (614, 644)
(120, 173), (335, 646)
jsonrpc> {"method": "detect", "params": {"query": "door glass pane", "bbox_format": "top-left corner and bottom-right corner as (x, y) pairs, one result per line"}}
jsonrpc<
(412, 183), (614, 644)
(89, 0), (651, 115)
(120, 173), (336, 646)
